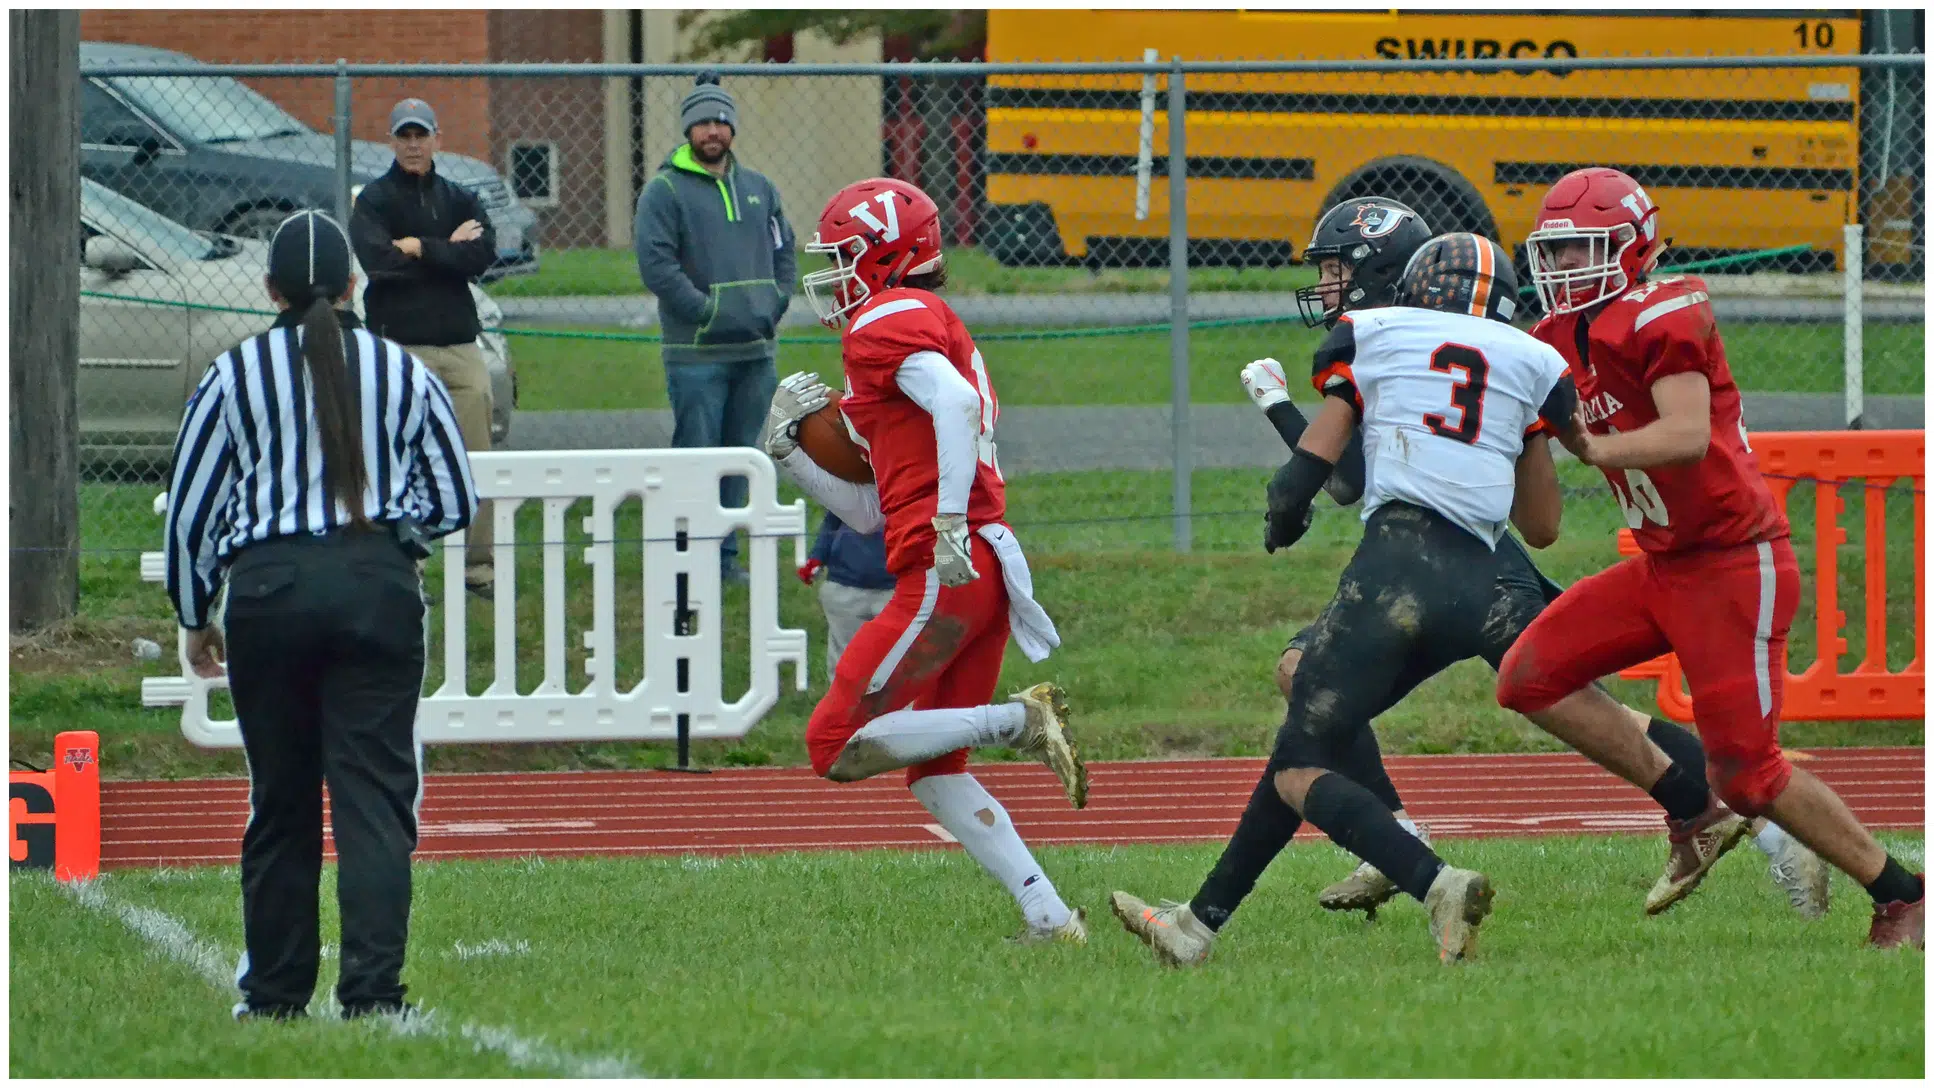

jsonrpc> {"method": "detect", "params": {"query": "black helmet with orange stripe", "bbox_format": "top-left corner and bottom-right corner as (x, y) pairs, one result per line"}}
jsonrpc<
(1395, 232), (1519, 324)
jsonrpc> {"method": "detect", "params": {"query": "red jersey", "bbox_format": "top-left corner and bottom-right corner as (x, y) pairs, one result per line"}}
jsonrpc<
(1531, 274), (1787, 553)
(837, 289), (1007, 576)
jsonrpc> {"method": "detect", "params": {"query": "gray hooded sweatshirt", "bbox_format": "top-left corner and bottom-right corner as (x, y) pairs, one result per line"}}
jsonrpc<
(634, 144), (797, 365)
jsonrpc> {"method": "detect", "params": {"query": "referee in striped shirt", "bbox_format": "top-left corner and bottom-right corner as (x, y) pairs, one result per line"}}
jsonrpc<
(164, 210), (477, 1022)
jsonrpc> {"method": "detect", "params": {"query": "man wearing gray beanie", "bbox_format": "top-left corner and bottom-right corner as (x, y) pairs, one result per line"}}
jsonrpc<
(635, 71), (796, 586)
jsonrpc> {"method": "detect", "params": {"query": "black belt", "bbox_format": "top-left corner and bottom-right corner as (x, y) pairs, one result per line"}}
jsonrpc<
(233, 520), (430, 561)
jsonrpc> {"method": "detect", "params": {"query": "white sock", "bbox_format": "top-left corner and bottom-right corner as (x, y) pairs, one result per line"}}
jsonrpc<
(910, 772), (1072, 931)
(846, 703), (1026, 768)
(1754, 820), (1792, 857)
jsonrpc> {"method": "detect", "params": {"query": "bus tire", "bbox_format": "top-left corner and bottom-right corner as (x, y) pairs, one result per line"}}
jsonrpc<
(1321, 157), (1498, 246)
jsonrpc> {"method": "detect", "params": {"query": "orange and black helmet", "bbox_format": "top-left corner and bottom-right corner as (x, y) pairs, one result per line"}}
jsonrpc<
(1395, 232), (1519, 324)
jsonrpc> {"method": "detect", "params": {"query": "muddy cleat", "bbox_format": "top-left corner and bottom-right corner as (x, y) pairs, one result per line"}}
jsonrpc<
(1644, 799), (1751, 916)
(1319, 825), (1431, 919)
(1008, 907), (1089, 946)
(1868, 885), (1925, 950)
(1757, 823), (1830, 920)
(1009, 682), (1088, 809)
(1424, 866), (1494, 964)
(1108, 891), (1215, 968)
(1318, 861), (1400, 919)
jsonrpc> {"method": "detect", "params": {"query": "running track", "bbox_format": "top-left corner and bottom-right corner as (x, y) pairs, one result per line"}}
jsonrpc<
(98, 748), (1922, 869)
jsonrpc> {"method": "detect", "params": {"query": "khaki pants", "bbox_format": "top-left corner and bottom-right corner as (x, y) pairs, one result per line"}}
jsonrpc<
(817, 578), (895, 681)
(408, 342), (494, 586)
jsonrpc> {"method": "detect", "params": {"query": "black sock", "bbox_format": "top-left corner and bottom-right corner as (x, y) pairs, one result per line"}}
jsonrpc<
(1647, 763), (1712, 824)
(1301, 772), (1445, 904)
(1865, 857), (1924, 905)
(1646, 717), (1710, 780)
(1190, 773), (1303, 932)
(1339, 724), (1404, 813)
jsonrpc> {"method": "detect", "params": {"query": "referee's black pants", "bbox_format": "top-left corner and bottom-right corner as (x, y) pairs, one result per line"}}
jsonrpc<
(224, 528), (426, 1016)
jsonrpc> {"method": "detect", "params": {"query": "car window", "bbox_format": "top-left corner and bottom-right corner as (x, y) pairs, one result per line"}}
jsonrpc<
(103, 73), (308, 145)
(81, 80), (157, 148)
(81, 179), (215, 264)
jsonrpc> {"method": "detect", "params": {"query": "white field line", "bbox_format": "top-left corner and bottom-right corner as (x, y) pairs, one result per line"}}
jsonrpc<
(57, 878), (640, 1078)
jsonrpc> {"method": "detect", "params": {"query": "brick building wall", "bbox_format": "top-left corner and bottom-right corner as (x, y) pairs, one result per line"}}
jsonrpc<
(79, 10), (494, 161)
(488, 10), (607, 248)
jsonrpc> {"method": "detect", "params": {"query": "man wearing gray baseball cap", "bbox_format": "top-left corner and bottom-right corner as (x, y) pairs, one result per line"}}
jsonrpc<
(350, 97), (501, 597)
(635, 71), (796, 586)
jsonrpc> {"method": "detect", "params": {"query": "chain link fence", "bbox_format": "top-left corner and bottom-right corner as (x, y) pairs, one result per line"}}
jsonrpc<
(64, 54), (1925, 570)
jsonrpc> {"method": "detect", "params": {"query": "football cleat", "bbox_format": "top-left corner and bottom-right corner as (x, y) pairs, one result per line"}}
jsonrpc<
(1009, 682), (1088, 809)
(1007, 907), (1089, 946)
(1108, 891), (1215, 968)
(1424, 866), (1495, 964)
(1645, 798), (1751, 916)
(1318, 824), (1431, 919)
(1755, 820), (1830, 920)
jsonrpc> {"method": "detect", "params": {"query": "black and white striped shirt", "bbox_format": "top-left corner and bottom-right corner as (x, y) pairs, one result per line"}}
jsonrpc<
(165, 309), (478, 630)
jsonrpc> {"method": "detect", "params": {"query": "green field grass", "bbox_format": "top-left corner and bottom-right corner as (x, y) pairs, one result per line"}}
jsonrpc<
(12, 462), (1921, 780)
(488, 245), (1318, 298)
(10, 833), (1924, 1077)
(501, 319), (1926, 411)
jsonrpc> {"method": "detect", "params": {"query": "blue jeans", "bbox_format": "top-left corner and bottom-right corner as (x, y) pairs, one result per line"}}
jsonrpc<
(664, 357), (779, 573)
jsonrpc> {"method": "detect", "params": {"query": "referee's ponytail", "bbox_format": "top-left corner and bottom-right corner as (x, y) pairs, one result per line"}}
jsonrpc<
(268, 211), (371, 526)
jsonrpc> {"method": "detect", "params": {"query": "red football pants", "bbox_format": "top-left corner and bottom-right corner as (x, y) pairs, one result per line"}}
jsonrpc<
(805, 533), (1011, 786)
(1498, 537), (1802, 816)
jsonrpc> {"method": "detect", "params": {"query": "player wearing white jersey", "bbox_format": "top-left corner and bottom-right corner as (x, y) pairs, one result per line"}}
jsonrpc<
(1320, 304), (1569, 547)
(1118, 233), (1574, 967)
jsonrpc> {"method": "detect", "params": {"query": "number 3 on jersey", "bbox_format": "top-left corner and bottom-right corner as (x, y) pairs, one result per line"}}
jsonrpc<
(1422, 343), (1489, 444)
(966, 349), (1003, 479)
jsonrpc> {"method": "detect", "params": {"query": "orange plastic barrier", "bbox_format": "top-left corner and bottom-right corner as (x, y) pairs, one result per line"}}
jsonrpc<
(8, 731), (100, 881)
(1612, 430), (1924, 723)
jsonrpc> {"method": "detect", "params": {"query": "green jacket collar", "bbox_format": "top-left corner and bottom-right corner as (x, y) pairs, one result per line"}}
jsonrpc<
(668, 143), (735, 179)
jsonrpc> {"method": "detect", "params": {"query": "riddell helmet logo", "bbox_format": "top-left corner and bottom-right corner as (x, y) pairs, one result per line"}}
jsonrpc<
(1350, 203), (1411, 239)
(62, 747), (95, 773)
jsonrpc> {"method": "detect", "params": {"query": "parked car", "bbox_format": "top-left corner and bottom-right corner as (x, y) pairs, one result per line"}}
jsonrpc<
(79, 40), (539, 281)
(79, 177), (516, 474)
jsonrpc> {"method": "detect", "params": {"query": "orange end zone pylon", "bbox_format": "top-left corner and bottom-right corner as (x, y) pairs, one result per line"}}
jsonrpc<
(9, 730), (100, 881)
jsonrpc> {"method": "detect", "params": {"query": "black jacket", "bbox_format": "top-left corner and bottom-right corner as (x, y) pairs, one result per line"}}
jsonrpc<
(349, 161), (496, 347)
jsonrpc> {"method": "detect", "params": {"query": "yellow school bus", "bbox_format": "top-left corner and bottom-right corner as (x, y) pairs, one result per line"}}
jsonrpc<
(980, 9), (1876, 271)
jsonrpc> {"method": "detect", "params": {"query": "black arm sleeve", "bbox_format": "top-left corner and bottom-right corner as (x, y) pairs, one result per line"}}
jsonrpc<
(1264, 399), (1365, 506)
(1267, 446), (1336, 519)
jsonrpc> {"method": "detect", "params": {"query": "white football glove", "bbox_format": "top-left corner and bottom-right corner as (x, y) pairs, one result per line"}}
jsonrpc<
(764, 371), (833, 460)
(1241, 358), (1291, 411)
(931, 513), (978, 587)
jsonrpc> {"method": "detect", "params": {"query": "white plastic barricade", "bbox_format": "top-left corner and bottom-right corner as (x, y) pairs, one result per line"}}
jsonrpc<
(141, 448), (810, 752)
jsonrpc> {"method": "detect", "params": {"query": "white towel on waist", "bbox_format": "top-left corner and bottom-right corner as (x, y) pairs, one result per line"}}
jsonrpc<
(975, 522), (1060, 663)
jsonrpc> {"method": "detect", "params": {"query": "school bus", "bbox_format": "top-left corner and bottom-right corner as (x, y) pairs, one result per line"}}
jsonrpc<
(980, 10), (1899, 273)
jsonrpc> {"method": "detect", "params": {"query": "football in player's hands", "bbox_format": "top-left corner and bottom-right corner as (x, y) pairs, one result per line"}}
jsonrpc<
(796, 401), (875, 484)
(765, 371), (831, 459)
(1241, 358), (1291, 411)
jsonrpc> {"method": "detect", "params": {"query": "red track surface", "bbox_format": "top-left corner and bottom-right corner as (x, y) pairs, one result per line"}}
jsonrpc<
(99, 748), (1922, 870)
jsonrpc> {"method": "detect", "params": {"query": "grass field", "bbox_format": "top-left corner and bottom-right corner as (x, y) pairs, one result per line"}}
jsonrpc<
(10, 833), (1924, 1077)
(488, 244), (1318, 298)
(11, 461), (1922, 780)
(500, 319), (1927, 410)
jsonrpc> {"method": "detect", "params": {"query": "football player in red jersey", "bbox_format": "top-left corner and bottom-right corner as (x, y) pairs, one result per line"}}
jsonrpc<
(1499, 167), (1923, 949)
(762, 178), (1091, 944)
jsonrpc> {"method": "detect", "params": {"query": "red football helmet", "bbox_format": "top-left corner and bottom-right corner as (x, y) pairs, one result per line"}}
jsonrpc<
(802, 177), (944, 327)
(1525, 167), (1666, 315)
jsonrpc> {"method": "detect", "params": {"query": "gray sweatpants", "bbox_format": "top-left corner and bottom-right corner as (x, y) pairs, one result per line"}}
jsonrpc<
(818, 578), (896, 679)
